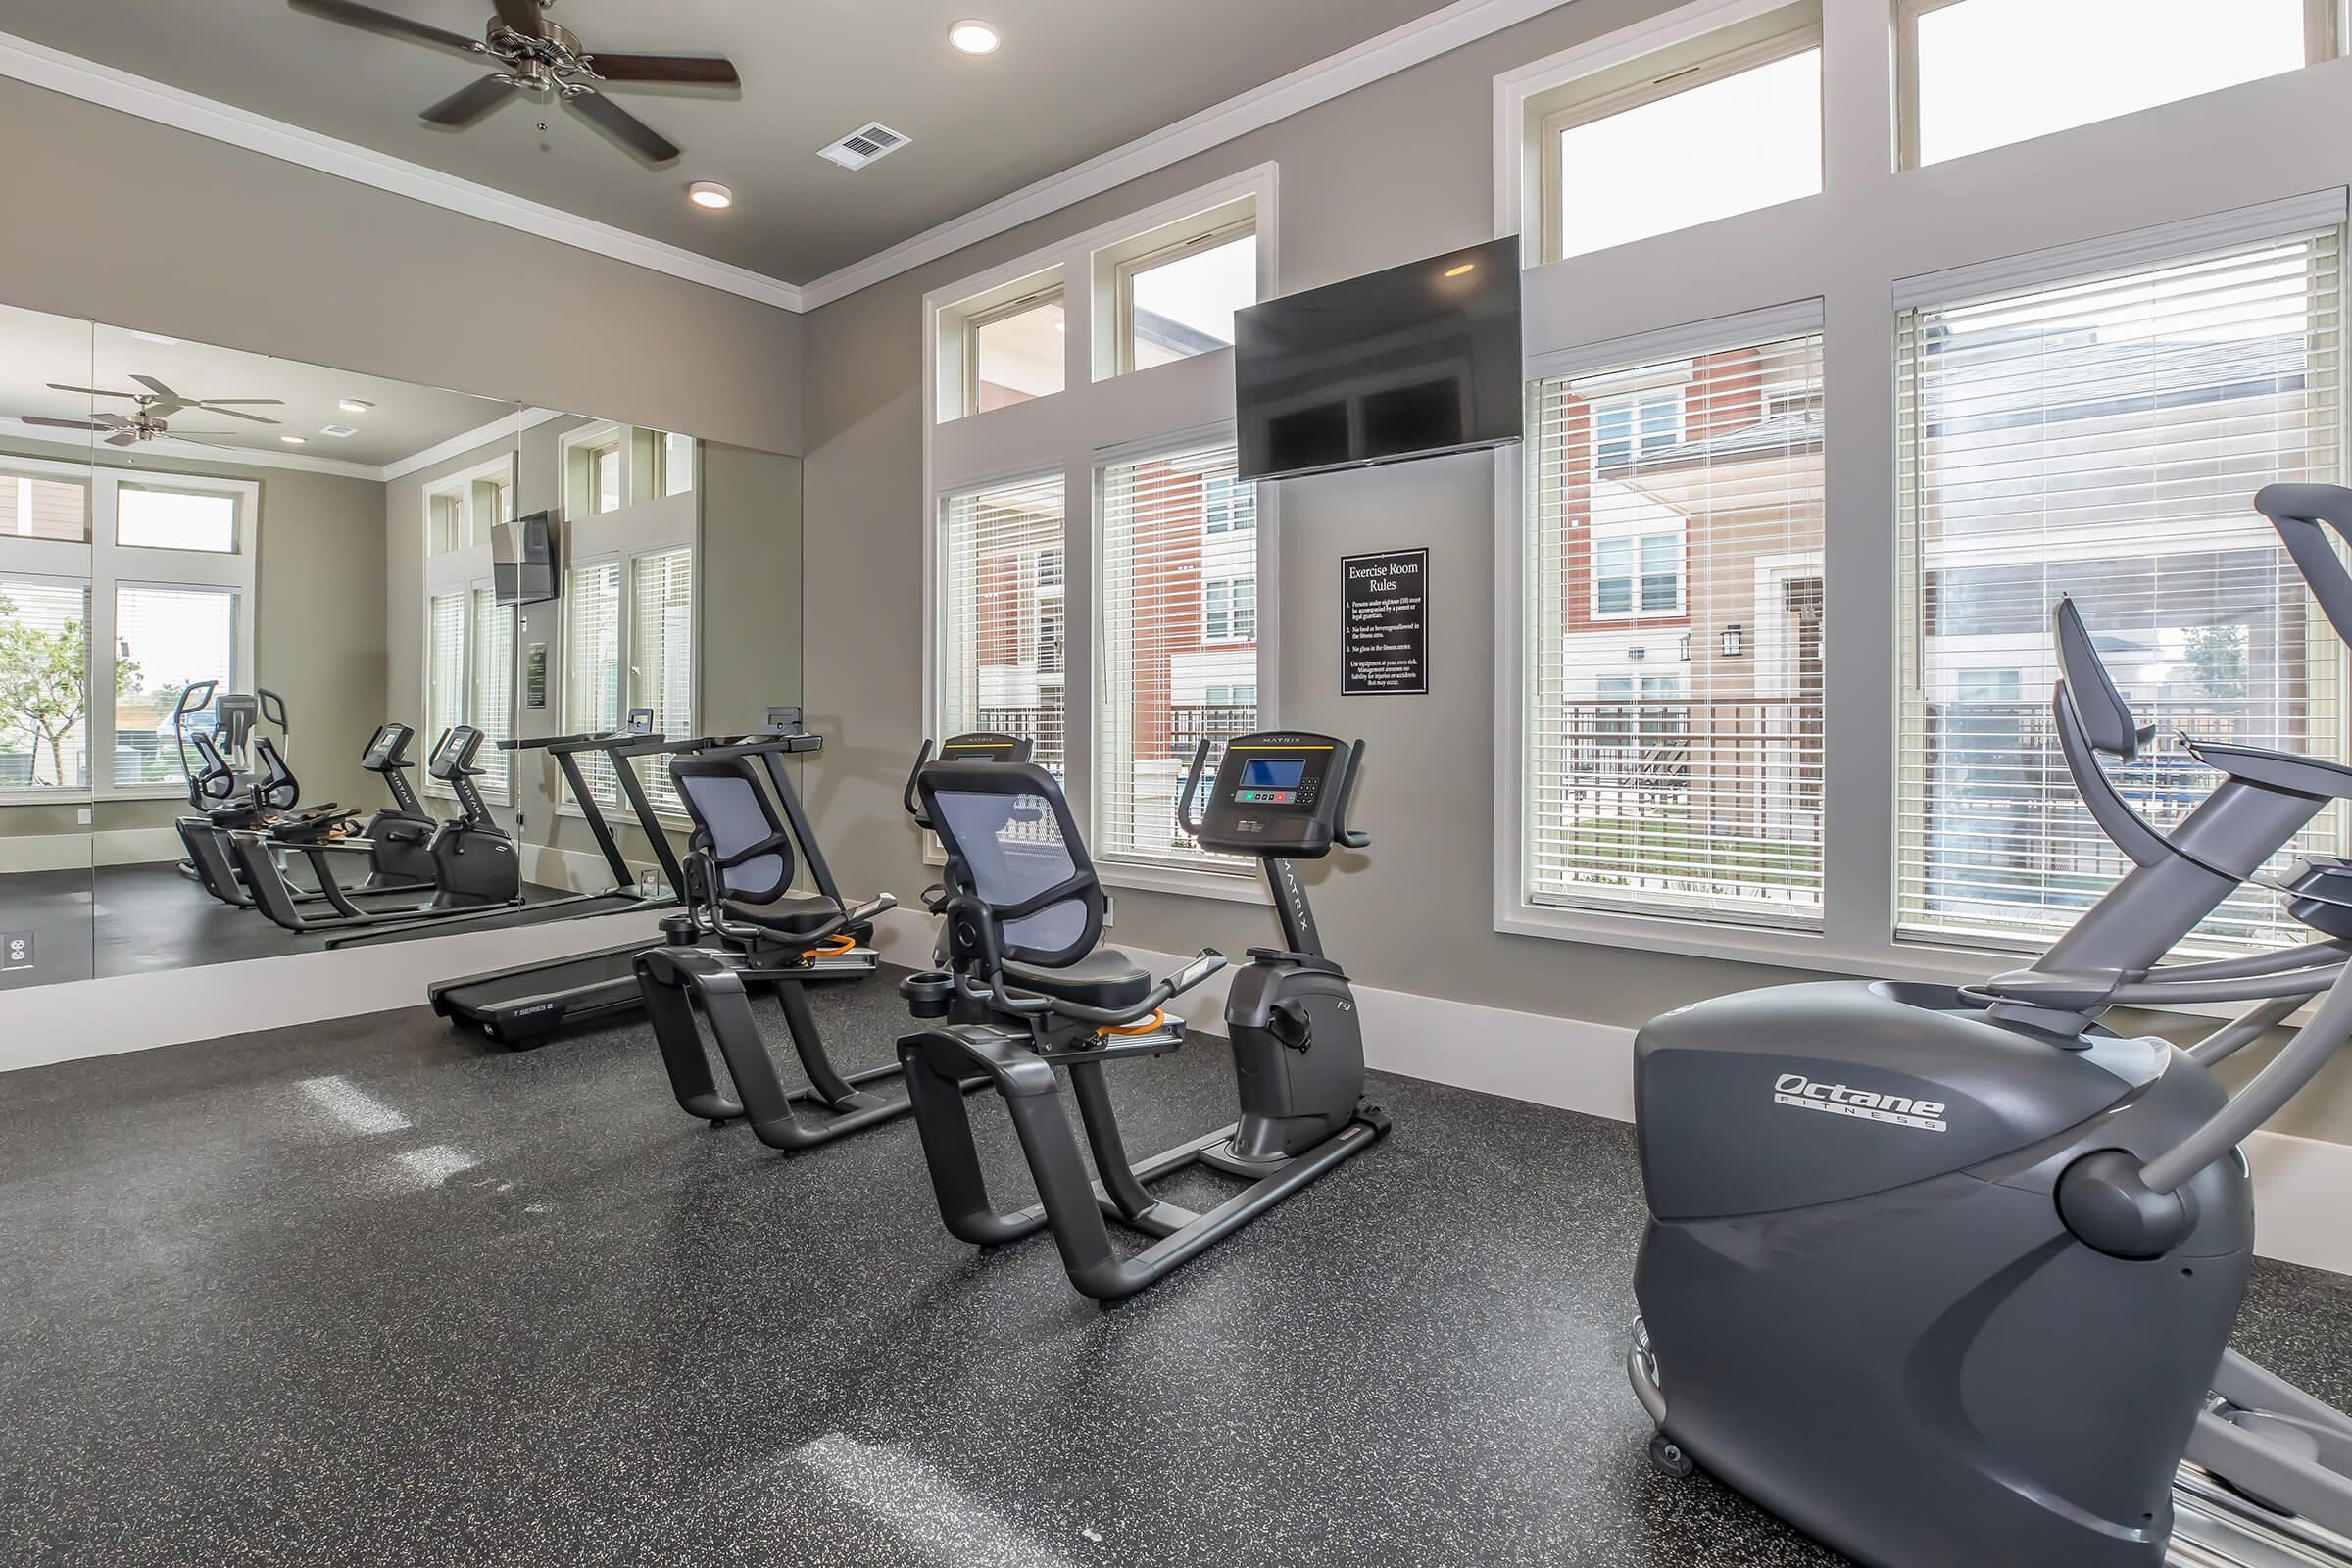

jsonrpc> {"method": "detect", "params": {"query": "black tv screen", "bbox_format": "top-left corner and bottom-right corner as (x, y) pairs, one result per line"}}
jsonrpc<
(1235, 236), (1522, 483)
(493, 511), (559, 607)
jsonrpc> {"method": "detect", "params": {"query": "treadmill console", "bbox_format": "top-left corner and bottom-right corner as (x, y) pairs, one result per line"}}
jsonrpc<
(362, 723), (414, 770)
(1192, 731), (1362, 859)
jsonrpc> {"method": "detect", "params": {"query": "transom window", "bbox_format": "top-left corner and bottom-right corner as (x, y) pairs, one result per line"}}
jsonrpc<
(1120, 221), (1257, 373)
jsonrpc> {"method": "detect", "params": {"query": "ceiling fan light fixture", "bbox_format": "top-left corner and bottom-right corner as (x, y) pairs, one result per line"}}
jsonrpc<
(688, 181), (734, 211)
(949, 19), (1001, 54)
(338, 398), (374, 414)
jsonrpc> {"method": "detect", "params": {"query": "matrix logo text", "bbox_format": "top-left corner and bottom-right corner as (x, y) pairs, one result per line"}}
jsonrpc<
(1773, 1073), (1948, 1133)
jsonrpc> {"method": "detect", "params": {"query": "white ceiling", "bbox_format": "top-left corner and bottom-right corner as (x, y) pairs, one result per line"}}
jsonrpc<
(0, 0), (1458, 284)
(0, 302), (514, 471)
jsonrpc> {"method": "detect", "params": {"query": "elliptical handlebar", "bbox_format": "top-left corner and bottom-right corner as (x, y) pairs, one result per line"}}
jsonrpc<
(2257, 484), (2352, 650)
(258, 688), (288, 734)
(904, 739), (937, 827)
(1177, 739), (1210, 839)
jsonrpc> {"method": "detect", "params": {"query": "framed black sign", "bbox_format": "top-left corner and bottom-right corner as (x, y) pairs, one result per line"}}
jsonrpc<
(1341, 547), (1429, 696)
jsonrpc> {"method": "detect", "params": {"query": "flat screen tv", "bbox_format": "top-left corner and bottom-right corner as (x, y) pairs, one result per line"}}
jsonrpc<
(1235, 236), (1522, 483)
(493, 511), (559, 607)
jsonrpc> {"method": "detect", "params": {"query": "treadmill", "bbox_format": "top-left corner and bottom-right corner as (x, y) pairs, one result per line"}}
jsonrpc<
(326, 710), (692, 949)
(427, 711), (858, 1047)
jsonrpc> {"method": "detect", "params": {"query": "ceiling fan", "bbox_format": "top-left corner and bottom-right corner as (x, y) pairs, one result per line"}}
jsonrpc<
(288, 0), (740, 164)
(18, 378), (285, 450)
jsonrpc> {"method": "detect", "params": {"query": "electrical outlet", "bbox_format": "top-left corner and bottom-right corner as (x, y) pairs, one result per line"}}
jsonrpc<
(75, 808), (90, 825)
(1102, 894), (1114, 928)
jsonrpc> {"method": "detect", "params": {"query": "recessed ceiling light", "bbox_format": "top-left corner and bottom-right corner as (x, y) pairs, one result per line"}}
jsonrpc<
(949, 19), (1000, 54)
(688, 181), (734, 211)
(1444, 262), (1477, 277)
(280, 435), (308, 445)
(130, 330), (179, 346)
(338, 398), (374, 414)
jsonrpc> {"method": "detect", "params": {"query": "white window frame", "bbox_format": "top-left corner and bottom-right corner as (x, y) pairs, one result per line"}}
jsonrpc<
(0, 452), (258, 805)
(1493, 0), (2352, 1006)
(1892, 0), (2341, 172)
(420, 454), (516, 803)
(553, 430), (698, 825)
(1109, 212), (1259, 377)
(921, 164), (1281, 904)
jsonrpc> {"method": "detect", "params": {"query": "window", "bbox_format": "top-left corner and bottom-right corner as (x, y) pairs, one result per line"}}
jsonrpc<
(468, 586), (514, 801)
(563, 559), (623, 808)
(420, 457), (516, 802)
(1097, 444), (1260, 872)
(117, 484), (237, 552)
(630, 546), (695, 814)
(660, 432), (695, 497)
(1203, 476), (1254, 534)
(2, 467), (87, 542)
(1542, 24), (1821, 261)
(1593, 530), (1682, 616)
(427, 491), (463, 556)
(114, 584), (236, 787)
(1594, 392), (1681, 467)
(0, 575), (92, 791)
(1901, 0), (2328, 168)
(970, 290), (1066, 411)
(1896, 225), (2344, 956)
(426, 591), (467, 767)
(1202, 575), (1256, 642)
(591, 443), (622, 514)
(1121, 222), (1257, 372)
(468, 474), (512, 548)
(937, 474), (1065, 776)
(1524, 323), (1827, 926)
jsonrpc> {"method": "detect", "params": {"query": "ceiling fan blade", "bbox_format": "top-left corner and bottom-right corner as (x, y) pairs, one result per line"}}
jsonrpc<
(19, 416), (107, 431)
(130, 374), (179, 400)
(93, 414), (135, 428)
(106, 431), (140, 447)
(193, 405), (281, 426)
(567, 88), (678, 163)
(46, 383), (138, 400)
(490, 0), (543, 37)
(144, 401), (193, 420)
(194, 398), (284, 406)
(583, 52), (739, 86)
(421, 74), (517, 126)
(286, 0), (483, 59)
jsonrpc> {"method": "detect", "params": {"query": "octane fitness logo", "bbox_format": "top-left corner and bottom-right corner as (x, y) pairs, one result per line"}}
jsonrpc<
(1772, 1072), (1949, 1134)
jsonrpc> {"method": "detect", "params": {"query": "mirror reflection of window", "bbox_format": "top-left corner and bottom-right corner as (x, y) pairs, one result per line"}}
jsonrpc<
(662, 432), (694, 497)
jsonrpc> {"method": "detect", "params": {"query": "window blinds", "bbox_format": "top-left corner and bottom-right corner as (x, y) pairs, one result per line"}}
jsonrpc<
(0, 575), (92, 790)
(1896, 225), (2345, 956)
(1524, 328), (1827, 926)
(426, 591), (467, 794)
(469, 586), (514, 804)
(630, 547), (694, 815)
(115, 584), (235, 788)
(1096, 444), (1257, 872)
(564, 560), (623, 808)
(938, 474), (1065, 777)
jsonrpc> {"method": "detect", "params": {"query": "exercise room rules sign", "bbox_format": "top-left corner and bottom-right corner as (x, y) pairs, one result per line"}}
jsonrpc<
(1342, 548), (1429, 696)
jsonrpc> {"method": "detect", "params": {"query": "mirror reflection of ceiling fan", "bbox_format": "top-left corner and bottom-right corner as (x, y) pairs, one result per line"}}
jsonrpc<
(17, 377), (284, 450)
(287, 0), (741, 165)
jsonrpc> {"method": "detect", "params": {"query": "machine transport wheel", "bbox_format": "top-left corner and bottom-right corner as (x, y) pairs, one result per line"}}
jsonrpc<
(1648, 1435), (1696, 1480)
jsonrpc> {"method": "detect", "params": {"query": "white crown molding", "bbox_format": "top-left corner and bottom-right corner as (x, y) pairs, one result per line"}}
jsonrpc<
(380, 405), (569, 482)
(0, 30), (804, 313)
(5, 0), (1580, 318)
(0, 415), (383, 480)
(798, 0), (1581, 309)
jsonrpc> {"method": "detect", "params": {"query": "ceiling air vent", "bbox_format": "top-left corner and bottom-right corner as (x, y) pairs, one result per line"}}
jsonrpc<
(818, 121), (910, 171)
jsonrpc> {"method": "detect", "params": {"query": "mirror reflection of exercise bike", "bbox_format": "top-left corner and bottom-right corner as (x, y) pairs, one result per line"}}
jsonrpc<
(893, 729), (1387, 1302)
(178, 720), (440, 910)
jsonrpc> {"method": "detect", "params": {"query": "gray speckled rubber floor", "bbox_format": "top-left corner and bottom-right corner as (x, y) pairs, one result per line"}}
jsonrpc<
(4, 969), (2350, 1567)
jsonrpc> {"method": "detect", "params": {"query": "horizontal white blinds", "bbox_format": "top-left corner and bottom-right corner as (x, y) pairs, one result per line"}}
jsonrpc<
(939, 473), (1065, 778)
(630, 547), (694, 815)
(115, 584), (235, 789)
(1096, 443), (1257, 872)
(469, 586), (514, 804)
(0, 575), (92, 790)
(426, 591), (466, 795)
(1524, 329), (1827, 926)
(564, 560), (622, 808)
(1895, 225), (2346, 955)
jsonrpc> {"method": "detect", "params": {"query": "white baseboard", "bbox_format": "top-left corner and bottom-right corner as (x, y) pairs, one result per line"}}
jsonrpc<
(873, 910), (2347, 1275)
(0, 826), (183, 873)
(520, 840), (662, 896)
(92, 827), (182, 867)
(0, 907), (670, 1072)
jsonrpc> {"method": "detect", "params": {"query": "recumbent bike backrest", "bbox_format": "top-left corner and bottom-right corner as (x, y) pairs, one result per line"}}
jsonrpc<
(669, 753), (796, 903)
(915, 760), (1104, 971)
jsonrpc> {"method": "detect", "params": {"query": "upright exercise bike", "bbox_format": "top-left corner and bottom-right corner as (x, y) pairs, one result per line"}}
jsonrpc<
(894, 729), (1387, 1301)
(1629, 483), (2352, 1568)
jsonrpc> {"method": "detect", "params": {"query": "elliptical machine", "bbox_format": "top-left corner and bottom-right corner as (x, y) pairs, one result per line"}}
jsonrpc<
(894, 729), (1387, 1301)
(1629, 483), (2352, 1568)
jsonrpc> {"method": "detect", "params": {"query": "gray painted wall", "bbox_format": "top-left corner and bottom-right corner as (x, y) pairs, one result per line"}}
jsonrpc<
(793, 0), (2352, 1145)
